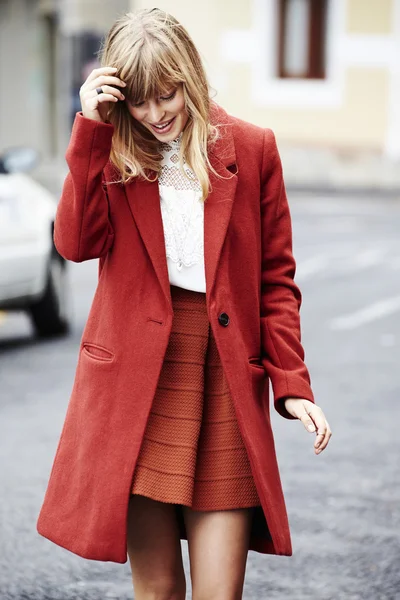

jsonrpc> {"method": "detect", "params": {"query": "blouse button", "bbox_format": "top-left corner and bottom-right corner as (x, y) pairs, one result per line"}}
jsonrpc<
(177, 260), (183, 271)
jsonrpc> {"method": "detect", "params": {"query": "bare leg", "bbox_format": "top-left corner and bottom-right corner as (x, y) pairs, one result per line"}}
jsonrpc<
(127, 495), (186, 600)
(182, 506), (254, 600)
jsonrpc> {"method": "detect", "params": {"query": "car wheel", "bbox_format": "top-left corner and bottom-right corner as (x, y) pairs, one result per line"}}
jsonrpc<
(29, 249), (71, 337)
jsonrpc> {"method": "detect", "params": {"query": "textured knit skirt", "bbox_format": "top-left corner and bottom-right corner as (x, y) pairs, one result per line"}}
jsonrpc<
(130, 284), (260, 511)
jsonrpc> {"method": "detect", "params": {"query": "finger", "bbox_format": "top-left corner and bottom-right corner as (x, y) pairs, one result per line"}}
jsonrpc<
(87, 93), (119, 112)
(317, 424), (332, 452)
(96, 93), (119, 104)
(86, 66), (118, 83)
(303, 409), (325, 452)
(299, 407), (321, 433)
(92, 84), (125, 101)
(81, 76), (126, 99)
(315, 431), (326, 451)
(90, 75), (127, 91)
(309, 408), (325, 434)
(315, 425), (332, 453)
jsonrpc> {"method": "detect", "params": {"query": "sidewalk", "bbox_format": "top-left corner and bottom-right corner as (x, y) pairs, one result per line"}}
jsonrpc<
(279, 145), (400, 195)
(31, 149), (400, 198)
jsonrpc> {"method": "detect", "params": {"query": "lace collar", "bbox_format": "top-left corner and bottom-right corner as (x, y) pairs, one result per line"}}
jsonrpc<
(159, 131), (183, 153)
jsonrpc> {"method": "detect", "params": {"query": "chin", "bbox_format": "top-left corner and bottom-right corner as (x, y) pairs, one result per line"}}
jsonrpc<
(164, 129), (182, 141)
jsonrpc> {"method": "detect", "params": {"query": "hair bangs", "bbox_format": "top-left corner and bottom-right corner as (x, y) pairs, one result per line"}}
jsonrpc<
(121, 39), (184, 106)
(100, 8), (222, 199)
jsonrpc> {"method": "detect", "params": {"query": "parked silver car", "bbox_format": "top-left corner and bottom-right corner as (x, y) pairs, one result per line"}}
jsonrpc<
(0, 148), (71, 337)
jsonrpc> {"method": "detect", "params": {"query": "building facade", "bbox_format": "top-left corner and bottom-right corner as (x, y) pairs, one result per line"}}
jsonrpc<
(133, 0), (400, 188)
(1, 0), (399, 190)
(0, 0), (129, 162)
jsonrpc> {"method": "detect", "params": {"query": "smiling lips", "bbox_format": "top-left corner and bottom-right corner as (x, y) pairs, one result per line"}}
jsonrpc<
(149, 116), (176, 133)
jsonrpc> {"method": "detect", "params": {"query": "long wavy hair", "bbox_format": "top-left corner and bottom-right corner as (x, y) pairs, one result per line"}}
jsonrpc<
(98, 8), (222, 201)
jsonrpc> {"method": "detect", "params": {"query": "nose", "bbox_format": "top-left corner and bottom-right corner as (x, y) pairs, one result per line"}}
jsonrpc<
(148, 101), (165, 124)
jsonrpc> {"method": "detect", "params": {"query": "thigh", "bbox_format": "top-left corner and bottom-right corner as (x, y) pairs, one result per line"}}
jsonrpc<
(182, 506), (254, 600)
(127, 495), (186, 599)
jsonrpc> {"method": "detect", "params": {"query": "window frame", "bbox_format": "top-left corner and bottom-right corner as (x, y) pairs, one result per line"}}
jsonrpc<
(250, 0), (344, 109)
(278, 0), (328, 79)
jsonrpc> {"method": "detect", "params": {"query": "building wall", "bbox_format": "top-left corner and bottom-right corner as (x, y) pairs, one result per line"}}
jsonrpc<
(130, 0), (400, 159)
(0, 0), (130, 160)
(2, 0), (396, 164)
(346, 0), (393, 34)
(0, 0), (54, 155)
(221, 66), (389, 151)
(59, 0), (129, 35)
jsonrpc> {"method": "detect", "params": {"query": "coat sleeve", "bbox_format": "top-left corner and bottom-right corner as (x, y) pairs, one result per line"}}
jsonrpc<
(53, 112), (115, 263)
(260, 128), (315, 420)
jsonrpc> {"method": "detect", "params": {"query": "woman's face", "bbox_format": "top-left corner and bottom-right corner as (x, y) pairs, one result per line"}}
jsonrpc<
(126, 83), (189, 141)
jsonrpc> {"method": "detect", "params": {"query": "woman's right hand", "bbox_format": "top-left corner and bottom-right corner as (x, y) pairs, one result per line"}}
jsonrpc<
(79, 66), (127, 123)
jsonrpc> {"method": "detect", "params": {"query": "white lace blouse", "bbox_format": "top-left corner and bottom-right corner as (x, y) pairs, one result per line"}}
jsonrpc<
(158, 133), (206, 293)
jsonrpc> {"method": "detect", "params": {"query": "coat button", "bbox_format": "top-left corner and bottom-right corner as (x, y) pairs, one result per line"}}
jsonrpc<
(218, 312), (230, 327)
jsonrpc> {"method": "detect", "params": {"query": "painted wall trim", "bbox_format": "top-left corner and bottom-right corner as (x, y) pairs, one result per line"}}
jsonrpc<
(251, 0), (346, 109)
(339, 34), (397, 67)
(220, 1), (397, 110)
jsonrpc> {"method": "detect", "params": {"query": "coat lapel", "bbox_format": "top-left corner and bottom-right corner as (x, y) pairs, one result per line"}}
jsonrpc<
(125, 174), (171, 308)
(204, 120), (238, 300)
(124, 102), (238, 314)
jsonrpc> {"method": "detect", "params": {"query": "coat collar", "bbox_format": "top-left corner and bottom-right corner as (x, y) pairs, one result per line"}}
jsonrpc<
(124, 101), (238, 315)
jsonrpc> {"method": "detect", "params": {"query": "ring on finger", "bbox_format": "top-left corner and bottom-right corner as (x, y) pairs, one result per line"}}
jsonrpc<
(96, 87), (103, 95)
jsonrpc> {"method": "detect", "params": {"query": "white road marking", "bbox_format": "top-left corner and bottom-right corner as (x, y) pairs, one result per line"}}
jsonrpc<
(340, 247), (388, 272)
(296, 255), (328, 281)
(292, 197), (400, 217)
(330, 295), (400, 330)
(295, 243), (399, 281)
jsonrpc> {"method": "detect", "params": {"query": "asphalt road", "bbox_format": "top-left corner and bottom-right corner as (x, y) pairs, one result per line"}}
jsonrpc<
(1, 193), (399, 600)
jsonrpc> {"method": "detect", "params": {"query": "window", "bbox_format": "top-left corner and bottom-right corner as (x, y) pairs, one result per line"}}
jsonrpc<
(278, 0), (328, 79)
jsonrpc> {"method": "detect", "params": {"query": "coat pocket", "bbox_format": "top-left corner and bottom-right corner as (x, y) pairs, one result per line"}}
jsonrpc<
(248, 356), (265, 371)
(248, 357), (269, 417)
(81, 342), (115, 362)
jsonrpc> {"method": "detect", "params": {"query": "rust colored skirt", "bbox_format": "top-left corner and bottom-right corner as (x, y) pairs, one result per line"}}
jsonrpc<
(131, 284), (260, 511)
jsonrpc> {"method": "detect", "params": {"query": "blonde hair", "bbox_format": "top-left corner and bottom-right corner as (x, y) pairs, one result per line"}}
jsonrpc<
(98, 8), (221, 201)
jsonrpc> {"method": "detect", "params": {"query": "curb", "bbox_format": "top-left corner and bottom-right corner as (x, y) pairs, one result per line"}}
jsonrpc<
(286, 185), (400, 197)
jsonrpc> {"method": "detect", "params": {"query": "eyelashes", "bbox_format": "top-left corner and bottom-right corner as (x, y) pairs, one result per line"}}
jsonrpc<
(132, 89), (177, 108)
(163, 90), (177, 101)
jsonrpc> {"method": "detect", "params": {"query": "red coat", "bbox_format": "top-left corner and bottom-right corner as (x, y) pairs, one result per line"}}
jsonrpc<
(36, 101), (314, 562)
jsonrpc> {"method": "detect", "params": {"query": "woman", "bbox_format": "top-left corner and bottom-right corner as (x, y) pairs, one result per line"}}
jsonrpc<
(37, 8), (332, 599)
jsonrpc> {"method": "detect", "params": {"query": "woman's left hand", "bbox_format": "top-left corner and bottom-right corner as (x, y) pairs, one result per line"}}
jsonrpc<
(283, 398), (332, 455)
